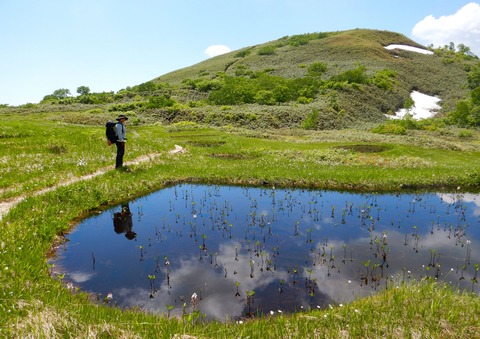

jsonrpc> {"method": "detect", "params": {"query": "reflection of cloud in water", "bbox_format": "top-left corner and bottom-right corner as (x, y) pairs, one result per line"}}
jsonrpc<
(70, 271), (95, 283)
(438, 193), (480, 216)
(321, 217), (334, 225)
(111, 241), (288, 321)
(305, 228), (480, 305)
(114, 226), (479, 320)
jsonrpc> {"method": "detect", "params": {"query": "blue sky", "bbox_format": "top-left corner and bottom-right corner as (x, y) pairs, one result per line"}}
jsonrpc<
(1, 0), (479, 106)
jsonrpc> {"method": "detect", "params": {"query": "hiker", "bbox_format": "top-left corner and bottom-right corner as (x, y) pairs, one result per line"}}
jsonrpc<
(113, 204), (136, 240)
(114, 114), (128, 169)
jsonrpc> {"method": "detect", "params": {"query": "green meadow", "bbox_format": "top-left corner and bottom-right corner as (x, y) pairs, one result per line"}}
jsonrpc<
(1, 111), (480, 338)
(2, 28), (480, 337)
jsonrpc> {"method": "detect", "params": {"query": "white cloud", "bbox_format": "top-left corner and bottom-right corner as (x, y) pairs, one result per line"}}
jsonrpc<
(204, 45), (231, 58)
(412, 2), (480, 56)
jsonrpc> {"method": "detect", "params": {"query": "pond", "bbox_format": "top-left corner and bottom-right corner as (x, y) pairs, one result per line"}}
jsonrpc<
(51, 184), (480, 321)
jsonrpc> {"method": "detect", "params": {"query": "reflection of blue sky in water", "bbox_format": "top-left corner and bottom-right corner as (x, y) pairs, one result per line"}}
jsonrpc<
(51, 185), (480, 321)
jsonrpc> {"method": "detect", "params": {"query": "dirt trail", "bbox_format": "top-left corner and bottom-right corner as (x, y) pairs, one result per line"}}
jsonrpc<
(0, 146), (184, 221)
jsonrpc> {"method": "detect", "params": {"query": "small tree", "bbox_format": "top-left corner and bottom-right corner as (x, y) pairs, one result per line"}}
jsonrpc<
(448, 100), (471, 127)
(467, 63), (480, 90)
(52, 88), (71, 100)
(77, 86), (90, 96)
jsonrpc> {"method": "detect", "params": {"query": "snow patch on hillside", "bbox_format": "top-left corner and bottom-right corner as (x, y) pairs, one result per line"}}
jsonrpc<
(384, 44), (433, 55)
(388, 91), (441, 120)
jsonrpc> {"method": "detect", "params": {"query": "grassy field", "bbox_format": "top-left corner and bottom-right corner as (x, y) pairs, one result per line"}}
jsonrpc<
(1, 111), (480, 337)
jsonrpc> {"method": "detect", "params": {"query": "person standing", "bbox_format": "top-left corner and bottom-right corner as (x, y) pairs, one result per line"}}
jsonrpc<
(115, 114), (128, 169)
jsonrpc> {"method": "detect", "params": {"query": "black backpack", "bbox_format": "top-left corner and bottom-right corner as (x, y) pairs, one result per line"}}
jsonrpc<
(105, 121), (118, 145)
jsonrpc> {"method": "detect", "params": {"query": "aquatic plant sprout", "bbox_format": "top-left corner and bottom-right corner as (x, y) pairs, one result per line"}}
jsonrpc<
(51, 185), (480, 321)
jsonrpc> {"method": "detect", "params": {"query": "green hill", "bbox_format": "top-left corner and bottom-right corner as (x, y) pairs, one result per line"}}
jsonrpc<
(9, 29), (479, 130)
(147, 29), (478, 128)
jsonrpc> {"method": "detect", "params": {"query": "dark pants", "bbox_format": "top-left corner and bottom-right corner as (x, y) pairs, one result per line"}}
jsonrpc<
(115, 142), (125, 168)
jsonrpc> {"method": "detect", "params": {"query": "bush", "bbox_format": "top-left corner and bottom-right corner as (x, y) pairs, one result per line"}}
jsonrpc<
(255, 90), (276, 105)
(234, 49), (251, 58)
(458, 129), (473, 138)
(297, 96), (312, 104)
(257, 46), (276, 56)
(373, 69), (397, 90)
(448, 100), (472, 127)
(195, 80), (222, 92)
(108, 101), (145, 112)
(371, 123), (407, 135)
(87, 92), (115, 104)
(307, 62), (328, 77)
(331, 65), (370, 84)
(86, 108), (103, 114)
(395, 117), (421, 130)
(146, 95), (176, 109)
(135, 81), (157, 93)
(207, 73), (321, 105)
(288, 32), (328, 46)
(302, 109), (319, 130)
(273, 85), (293, 103)
(467, 63), (480, 89)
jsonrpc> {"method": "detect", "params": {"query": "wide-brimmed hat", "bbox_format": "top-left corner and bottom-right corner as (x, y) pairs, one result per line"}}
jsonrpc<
(116, 114), (129, 121)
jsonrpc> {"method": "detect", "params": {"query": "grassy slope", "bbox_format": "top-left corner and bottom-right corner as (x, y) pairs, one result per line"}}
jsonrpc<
(154, 29), (474, 126)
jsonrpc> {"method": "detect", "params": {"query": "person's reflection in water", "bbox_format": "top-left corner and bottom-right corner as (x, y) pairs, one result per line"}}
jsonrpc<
(113, 204), (136, 240)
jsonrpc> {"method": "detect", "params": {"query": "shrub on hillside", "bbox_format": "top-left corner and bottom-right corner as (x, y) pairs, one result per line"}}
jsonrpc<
(134, 81), (157, 94)
(108, 101), (145, 112)
(146, 95), (177, 109)
(207, 73), (321, 106)
(302, 109), (319, 130)
(297, 96), (312, 104)
(330, 65), (370, 84)
(373, 69), (397, 90)
(371, 123), (407, 135)
(254, 90), (276, 105)
(307, 62), (328, 77)
(234, 49), (252, 58)
(288, 32), (329, 46)
(273, 85), (293, 103)
(467, 63), (480, 89)
(448, 99), (480, 127)
(458, 129), (473, 138)
(257, 46), (276, 56)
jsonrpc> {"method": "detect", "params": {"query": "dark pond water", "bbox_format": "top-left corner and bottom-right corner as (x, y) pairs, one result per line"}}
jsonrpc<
(51, 184), (480, 321)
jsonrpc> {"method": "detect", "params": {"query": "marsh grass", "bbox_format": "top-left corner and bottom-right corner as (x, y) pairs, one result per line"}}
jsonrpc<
(1, 112), (480, 337)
